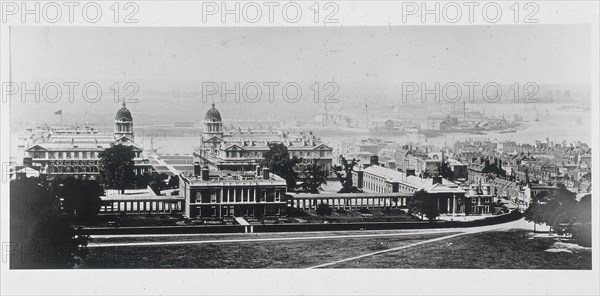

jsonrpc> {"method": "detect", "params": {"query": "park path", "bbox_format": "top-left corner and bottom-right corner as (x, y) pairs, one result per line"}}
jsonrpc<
(87, 219), (532, 249)
(306, 219), (532, 268)
(307, 232), (468, 268)
(87, 229), (460, 248)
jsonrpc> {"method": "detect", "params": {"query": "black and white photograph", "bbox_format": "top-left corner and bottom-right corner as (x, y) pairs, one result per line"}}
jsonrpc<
(0, 1), (598, 295)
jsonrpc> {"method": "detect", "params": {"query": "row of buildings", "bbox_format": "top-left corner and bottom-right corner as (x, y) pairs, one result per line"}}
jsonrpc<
(15, 102), (152, 179)
(194, 102), (334, 174)
(17, 102), (586, 222)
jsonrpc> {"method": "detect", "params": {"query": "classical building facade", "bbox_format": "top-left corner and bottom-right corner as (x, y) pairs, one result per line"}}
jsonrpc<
(353, 164), (466, 215)
(180, 165), (287, 220)
(194, 103), (334, 173)
(22, 102), (151, 179)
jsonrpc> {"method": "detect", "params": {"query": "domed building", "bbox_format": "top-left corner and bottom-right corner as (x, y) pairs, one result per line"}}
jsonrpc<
(23, 101), (151, 180)
(202, 102), (224, 152)
(114, 101), (135, 141)
(196, 102), (334, 174)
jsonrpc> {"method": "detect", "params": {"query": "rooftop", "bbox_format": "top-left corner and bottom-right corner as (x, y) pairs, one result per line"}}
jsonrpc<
(362, 165), (464, 194)
(182, 171), (286, 186)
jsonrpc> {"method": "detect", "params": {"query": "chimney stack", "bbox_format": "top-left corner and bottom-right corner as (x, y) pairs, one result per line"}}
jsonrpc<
(201, 166), (209, 181)
(370, 155), (379, 166)
(356, 170), (364, 189)
(23, 157), (33, 168)
(263, 168), (270, 180)
(193, 162), (201, 176)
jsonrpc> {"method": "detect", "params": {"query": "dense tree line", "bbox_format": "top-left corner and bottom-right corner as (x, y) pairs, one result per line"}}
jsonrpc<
(10, 177), (99, 268)
(54, 177), (104, 224)
(524, 185), (591, 246)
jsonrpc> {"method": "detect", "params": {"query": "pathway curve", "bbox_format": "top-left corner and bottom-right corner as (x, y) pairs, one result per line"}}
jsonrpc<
(306, 218), (532, 268)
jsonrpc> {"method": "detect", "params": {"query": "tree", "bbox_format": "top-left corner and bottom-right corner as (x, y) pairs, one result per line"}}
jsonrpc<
(168, 175), (180, 189)
(439, 159), (456, 181)
(572, 194), (591, 246)
(149, 172), (168, 195)
(523, 191), (549, 232)
(333, 156), (361, 193)
(315, 202), (332, 222)
(99, 144), (136, 193)
(54, 177), (104, 224)
(262, 143), (302, 190)
(10, 178), (89, 268)
(524, 185), (579, 235)
(408, 189), (439, 222)
(298, 160), (328, 193)
(135, 172), (153, 188)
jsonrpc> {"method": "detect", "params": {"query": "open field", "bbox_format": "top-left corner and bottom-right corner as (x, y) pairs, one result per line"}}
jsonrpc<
(82, 226), (591, 269)
(332, 230), (592, 269)
(83, 232), (454, 268)
(80, 217), (590, 269)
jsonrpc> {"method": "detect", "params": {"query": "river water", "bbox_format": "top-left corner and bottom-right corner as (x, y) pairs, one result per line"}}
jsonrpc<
(10, 103), (591, 159)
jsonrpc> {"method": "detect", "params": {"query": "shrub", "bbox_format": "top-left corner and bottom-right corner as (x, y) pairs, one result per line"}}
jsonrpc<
(358, 207), (371, 214)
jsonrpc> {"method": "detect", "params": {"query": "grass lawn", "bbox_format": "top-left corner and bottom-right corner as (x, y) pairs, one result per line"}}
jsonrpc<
(82, 232), (453, 268)
(90, 229), (456, 245)
(332, 230), (592, 269)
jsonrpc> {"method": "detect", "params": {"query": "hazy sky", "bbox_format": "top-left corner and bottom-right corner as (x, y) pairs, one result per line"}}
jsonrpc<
(8, 25), (592, 127)
(11, 25), (591, 84)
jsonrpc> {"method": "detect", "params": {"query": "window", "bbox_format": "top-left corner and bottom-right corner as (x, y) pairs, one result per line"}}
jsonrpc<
(275, 190), (280, 202)
(210, 192), (217, 203)
(196, 192), (202, 203)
